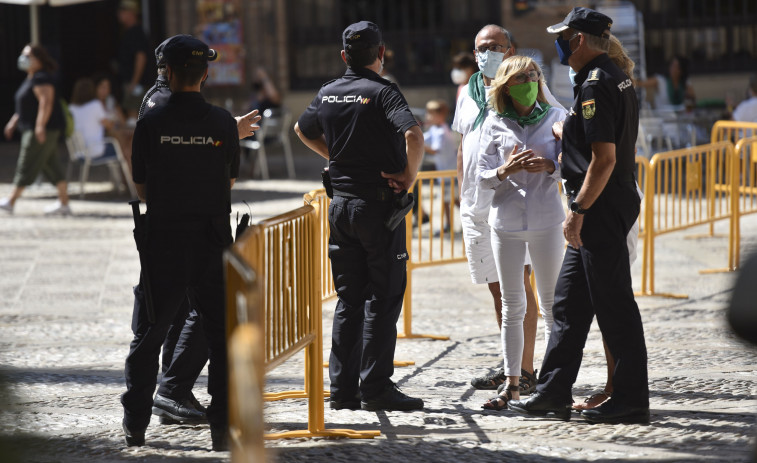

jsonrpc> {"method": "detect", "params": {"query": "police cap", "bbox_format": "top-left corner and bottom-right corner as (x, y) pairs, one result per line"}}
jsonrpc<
(547, 7), (612, 39)
(342, 21), (382, 51)
(162, 34), (218, 68)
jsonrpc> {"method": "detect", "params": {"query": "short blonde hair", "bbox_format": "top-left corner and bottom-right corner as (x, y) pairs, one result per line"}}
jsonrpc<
(488, 55), (547, 114)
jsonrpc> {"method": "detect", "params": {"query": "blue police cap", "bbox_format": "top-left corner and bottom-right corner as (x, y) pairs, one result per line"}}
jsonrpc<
(342, 21), (382, 51)
(547, 7), (612, 39)
(161, 34), (218, 68)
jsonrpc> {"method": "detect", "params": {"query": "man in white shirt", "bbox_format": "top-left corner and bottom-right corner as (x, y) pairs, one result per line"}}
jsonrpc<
(732, 74), (757, 123)
(453, 24), (563, 394)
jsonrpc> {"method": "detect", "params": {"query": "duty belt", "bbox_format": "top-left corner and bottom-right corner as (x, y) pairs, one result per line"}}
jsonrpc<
(565, 172), (636, 197)
(332, 187), (394, 202)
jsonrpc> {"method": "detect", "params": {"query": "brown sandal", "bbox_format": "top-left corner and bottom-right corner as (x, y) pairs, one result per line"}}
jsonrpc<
(572, 390), (611, 411)
(482, 384), (519, 411)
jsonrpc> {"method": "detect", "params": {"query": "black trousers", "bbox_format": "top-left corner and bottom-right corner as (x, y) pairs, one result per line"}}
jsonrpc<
(327, 195), (408, 401)
(122, 219), (230, 430)
(132, 283), (208, 401)
(537, 181), (649, 408)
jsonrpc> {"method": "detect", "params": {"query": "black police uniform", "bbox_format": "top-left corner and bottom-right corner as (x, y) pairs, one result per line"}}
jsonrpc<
(297, 66), (418, 402)
(122, 91), (239, 431)
(537, 53), (649, 408)
(137, 75), (170, 120)
(134, 73), (209, 413)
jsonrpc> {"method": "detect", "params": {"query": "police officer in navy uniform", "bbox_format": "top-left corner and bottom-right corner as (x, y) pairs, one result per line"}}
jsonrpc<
(294, 21), (425, 411)
(122, 34), (239, 451)
(131, 35), (260, 427)
(509, 7), (649, 424)
(137, 37), (172, 120)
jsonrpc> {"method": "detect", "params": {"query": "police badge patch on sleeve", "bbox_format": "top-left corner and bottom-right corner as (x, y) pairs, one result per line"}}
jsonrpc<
(582, 99), (596, 119)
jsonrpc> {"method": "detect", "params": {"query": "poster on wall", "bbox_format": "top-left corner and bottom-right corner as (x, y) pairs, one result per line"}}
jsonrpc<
(196, 0), (243, 86)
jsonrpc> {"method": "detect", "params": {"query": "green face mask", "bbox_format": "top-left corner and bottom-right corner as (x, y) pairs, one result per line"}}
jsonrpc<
(508, 81), (538, 107)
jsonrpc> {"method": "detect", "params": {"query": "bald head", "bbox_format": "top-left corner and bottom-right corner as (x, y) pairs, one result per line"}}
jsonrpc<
(475, 24), (511, 48)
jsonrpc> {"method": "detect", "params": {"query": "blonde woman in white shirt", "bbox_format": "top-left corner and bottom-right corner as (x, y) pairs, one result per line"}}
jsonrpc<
(477, 55), (567, 410)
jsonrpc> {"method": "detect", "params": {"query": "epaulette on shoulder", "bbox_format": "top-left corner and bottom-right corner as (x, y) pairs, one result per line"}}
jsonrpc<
(321, 78), (338, 88)
(586, 68), (601, 83)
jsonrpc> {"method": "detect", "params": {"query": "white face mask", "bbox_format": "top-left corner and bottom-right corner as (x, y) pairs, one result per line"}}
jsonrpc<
(476, 50), (506, 79)
(17, 54), (31, 72)
(450, 68), (468, 85)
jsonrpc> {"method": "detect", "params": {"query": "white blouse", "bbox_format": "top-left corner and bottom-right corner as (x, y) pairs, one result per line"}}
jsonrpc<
(477, 103), (567, 232)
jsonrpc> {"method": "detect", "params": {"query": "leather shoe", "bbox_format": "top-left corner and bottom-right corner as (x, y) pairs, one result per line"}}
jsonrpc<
(581, 399), (650, 424)
(507, 392), (572, 421)
(329, 393), (361, 410)
(188, 392), (207, 414)
(210, 426), (229, 451)
(361, 385), (423, 411)
(152, 393), (207, 424)
(122, 420), (145, 447)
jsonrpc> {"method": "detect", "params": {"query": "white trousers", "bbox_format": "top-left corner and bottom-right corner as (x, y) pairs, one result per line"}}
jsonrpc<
(491, 223), (565, 377)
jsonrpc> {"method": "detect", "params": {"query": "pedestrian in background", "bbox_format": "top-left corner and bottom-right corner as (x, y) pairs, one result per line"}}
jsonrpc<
(423, 99), (458, 233)
(117, 0), (152, 123)
(450, 52), (477, 100)
(68, 77), (119, 160)
(1, 44), (71, 216)
(732, 74), (757, 123)
(294, 20), (425, 412)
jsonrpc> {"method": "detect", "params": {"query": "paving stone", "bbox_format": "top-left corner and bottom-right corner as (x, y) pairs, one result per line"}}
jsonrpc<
(0, 148), (756, 462)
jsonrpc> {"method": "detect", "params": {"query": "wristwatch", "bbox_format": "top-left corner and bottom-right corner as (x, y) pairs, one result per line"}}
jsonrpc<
(569, 200), (588, 215)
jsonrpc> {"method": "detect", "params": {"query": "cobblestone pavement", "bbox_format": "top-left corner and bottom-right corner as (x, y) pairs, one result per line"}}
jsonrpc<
(0, 144), (756, 462)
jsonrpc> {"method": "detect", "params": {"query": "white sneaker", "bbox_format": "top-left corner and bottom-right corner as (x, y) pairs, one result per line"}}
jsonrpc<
(44, 201), (72, 216)
(0, 198), (13, 214)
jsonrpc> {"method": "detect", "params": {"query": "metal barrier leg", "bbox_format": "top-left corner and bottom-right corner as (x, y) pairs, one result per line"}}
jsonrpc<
(397, 246), (450, 341)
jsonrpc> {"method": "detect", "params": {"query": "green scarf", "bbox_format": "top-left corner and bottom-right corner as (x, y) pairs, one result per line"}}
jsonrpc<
(467, 72), (488, 130)
(498, 102), (552, 127)
(666, 78), (685, 106)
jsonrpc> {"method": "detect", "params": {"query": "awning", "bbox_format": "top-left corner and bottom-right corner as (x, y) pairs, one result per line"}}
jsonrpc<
(0, 0), (107, 43)
(0, 0), (101, 6)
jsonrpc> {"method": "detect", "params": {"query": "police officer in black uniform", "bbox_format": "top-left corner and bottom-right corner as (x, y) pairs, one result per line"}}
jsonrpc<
(132, 34), (209, 426)
(137, 37), (172, 120)
(121, 34), (239, 451)
(130, 35), (261, 426)
(509, 7), (649, 424)
(294, 21), (425, 411)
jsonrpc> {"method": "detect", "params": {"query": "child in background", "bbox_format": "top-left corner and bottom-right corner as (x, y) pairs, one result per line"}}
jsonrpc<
(423, 99), (459, 233)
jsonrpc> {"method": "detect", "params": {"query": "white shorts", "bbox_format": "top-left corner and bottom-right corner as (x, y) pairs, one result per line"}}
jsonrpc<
(461, 217), (499, 284)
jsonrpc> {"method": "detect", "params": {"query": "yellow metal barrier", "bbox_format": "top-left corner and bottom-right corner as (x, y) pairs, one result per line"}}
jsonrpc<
(732, 136), (757, 269)
(711, 120), (757, 145)
(304, 188), (336, 302)
(225, 250), (265, 461)
(635, 156), (652, 296)
(707, 121), (757, 239)
(229, 203), (378, 440)
(304, 188), (416, 367)
(401, 169), (464, 340)
(643, 141), (736, 298)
